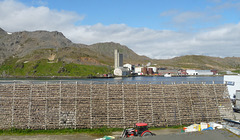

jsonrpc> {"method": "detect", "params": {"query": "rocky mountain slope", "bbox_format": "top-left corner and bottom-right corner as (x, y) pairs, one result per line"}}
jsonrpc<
(1, 27), (240, 75)
(0, 28), (150, 66)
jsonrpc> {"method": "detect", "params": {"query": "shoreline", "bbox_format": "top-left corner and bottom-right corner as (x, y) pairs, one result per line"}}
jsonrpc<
(0, 75), (224, 80)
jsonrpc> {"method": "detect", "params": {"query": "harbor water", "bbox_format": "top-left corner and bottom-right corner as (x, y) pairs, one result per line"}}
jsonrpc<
(0, 76), (223, 84)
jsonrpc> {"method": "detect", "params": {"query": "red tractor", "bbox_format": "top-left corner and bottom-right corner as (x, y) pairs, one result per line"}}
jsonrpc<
(121, 123), (156, 138)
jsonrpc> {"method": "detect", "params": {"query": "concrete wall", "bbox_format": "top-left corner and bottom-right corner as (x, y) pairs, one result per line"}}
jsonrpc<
(0, 82), (234, 129)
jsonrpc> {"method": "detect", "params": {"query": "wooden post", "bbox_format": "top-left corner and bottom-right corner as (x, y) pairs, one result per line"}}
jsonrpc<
(174, 85), (182, 125)
(136, 82), (140, 122)
(59, 81), (62, 129)
(106, 82), (109, 128)
(162, 85), (168, 127)
(74, 81), (77, 129)
(213, 83), (221, 120)
(45, 81), (48, 130)
(11, 81), (15, 128)
(203, 83), (209, 122)
(189, 84), (196, 123)
(149, 82), (154, 126)
(122, 82), (125, 128)
(28, 84), (33, 129)
(90, 82), (93, 129)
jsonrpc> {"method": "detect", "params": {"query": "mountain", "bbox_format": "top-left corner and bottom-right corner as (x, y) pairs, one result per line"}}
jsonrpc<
(152, 55), (240, 71)
(0, 28), (150, 65)
(0, 28), (73, 64)
(0, 27), (240, 77)
(0, 28), (151, 77)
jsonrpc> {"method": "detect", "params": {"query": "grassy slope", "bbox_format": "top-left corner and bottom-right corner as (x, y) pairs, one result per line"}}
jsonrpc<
(153, 55), (239, 71)
(0, 58), (111, 77)
(1, 46), (240, 77)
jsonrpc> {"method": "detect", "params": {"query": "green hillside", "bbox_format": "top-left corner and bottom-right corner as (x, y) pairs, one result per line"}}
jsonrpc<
(0, 58), (111, 77)
(152, 55), (240, 71)
(0, 51), (112, 78)
(1, 28), (240, 77)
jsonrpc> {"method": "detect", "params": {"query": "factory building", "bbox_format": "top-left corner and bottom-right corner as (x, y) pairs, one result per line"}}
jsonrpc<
(123, 63), (135, 73)
(186, 70), (214, 75)
(158, 70), (178, 75)
(114, 68), (130, 76)
(148, 67), (157, 73)
(135, 67), (143, 73)
(114, 49), (123, 68)
(114, 49), (130, 76)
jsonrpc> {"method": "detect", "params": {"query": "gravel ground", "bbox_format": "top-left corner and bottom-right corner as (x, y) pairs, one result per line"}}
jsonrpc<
(1, 112), (239, 140)
(121, 129), (240, 140)
(0, 133), (98, 140)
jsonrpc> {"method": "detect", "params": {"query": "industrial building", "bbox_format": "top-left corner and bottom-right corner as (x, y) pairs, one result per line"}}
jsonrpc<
(114, 49), (123, 68)
(114, 49), (130, 76)
(123, 63), (135, 73)
(114, 67), (130, 76)
(148, 67), (157, 73)
(158, 70), (178, 76)
(186, 70), (214, 75)
(177, 70), (217, 75)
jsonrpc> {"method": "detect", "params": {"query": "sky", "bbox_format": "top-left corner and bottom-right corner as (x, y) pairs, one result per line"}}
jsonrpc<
(0, 0), (240, 59)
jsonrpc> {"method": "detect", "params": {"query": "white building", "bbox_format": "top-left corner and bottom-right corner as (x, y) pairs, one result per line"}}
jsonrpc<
(114, 67), (130, 76)
(123, 63), (135, 73)
(197, 70), (214, 75)
(114, 49), (130, 76)
(186, 70), (213, 75)
(224, 75), (240, 99)
(186, 70), (198, 75)
(135, 67), (143, 73)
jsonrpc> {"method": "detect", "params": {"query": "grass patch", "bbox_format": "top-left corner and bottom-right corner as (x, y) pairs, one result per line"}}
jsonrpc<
(232, 70), (240, 74)
(0, 127), (123, 136)
(0, 125), (189, 136)
(0, 58), (112, 77)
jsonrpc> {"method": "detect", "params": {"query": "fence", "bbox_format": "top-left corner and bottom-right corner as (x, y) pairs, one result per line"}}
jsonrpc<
(0, 81), (234, 129)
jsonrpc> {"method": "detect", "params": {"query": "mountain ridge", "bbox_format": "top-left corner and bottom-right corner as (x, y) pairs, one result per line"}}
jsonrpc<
(1, 28), (240, 75)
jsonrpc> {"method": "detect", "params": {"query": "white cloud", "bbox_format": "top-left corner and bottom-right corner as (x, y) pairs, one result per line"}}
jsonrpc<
(160, 10), (178, 17)
(0, 0), (83, 32)
(1, 0), (240, 59)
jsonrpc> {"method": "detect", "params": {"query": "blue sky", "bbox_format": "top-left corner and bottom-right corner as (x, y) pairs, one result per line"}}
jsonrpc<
(0, 0), (240, 59)
(20, 0), (240, 30)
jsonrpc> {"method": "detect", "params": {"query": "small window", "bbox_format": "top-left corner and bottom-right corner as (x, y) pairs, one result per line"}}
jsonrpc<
(226, 81), (235, 86)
